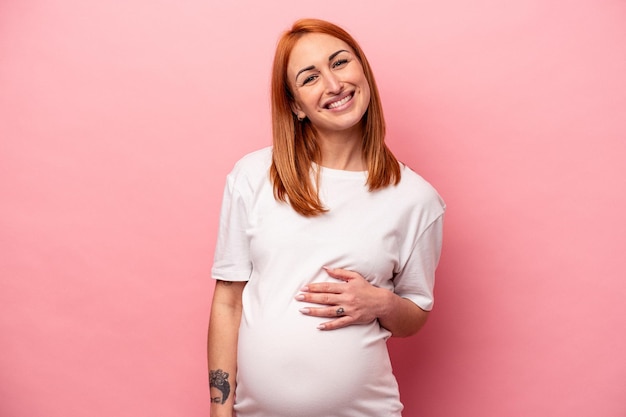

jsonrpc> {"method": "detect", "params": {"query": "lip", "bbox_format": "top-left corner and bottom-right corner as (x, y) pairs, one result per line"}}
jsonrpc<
(322, 91), (354, 110)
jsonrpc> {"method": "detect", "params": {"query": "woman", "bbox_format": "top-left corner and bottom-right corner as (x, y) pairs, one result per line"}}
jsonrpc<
(208, 18), (445, 417)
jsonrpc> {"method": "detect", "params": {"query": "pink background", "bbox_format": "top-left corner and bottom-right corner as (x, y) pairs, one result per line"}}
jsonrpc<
(1, 1), (625, 416)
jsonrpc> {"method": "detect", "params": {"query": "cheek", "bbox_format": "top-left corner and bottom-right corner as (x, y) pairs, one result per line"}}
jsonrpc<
(352, 69), (370, 97)
(298, 90), (321, 109)
(360, 80), (371, 104)
(291, 92), (309, 111)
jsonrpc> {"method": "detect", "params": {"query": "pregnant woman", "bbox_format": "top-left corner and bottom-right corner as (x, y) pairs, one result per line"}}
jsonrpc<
(207, 18), (445, 417)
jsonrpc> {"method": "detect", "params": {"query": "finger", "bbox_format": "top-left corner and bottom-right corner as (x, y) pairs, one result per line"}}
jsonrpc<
(299, 306), (347, 318)
(295, 292), (339, 306)
(317, 316), (354, 331)
(323, 267), (358, 282)
(303, 282), (343, 294)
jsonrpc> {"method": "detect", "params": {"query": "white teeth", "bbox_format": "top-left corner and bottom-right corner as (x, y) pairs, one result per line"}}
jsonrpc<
(327, 94), (352, 109)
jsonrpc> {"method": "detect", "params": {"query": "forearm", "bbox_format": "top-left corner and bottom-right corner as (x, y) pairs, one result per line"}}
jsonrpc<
(297, 268), (430, 335)
(377, 289), (429, 337)
(207, 281), (245, 416)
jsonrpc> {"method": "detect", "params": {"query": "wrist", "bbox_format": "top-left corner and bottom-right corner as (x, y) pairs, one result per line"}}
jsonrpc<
(210, 405), (233, 417)
(375, 287), (395, 321)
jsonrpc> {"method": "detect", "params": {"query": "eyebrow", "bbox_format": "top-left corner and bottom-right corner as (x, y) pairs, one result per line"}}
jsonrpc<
(295, 49), (350, 82)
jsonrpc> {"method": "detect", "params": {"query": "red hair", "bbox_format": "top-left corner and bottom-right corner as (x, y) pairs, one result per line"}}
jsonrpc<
(270, 18), (400, 216)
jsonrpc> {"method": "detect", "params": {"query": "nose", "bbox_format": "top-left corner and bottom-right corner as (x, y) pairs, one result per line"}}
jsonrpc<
(324, 71), (342, 94)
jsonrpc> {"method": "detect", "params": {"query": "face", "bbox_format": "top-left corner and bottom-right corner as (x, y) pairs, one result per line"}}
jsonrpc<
(287, 33), (371, 138)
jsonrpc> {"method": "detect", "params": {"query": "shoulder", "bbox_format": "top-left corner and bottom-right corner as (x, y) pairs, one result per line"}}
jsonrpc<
(231, 146), (273, 175)
(224, 147), (272, 195)
(227, 146), (272, 181)
(390, 163), (447, 224)
(399, 163), (445, 205)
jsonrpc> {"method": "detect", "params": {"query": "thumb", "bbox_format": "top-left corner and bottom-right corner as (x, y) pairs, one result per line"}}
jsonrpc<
(323, 266), (356, 282)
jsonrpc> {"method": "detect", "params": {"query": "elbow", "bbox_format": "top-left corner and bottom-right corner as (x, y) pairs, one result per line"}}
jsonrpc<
(389, 308), (429, 338)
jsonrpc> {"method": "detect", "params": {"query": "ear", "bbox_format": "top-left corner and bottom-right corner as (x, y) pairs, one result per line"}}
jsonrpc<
(290, 100), (304, 119)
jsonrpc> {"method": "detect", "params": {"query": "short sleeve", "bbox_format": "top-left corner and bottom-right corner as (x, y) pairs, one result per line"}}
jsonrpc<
(392, 212), (444, 311)
(211, 169), (253, 282)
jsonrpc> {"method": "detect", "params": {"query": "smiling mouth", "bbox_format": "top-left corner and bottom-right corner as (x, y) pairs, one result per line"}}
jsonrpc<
(326, 93), (353, 109)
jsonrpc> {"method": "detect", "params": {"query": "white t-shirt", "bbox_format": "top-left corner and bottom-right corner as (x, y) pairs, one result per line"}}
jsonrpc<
(212, 147), (445, 417)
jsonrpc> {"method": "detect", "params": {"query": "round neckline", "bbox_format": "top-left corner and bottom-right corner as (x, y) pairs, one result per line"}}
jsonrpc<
(313, 162), (368, 179)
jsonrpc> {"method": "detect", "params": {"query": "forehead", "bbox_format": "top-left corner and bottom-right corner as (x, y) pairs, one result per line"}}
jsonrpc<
(288, 33), (354, 70)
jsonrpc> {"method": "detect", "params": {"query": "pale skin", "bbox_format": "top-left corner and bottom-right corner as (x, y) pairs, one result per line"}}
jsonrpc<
(289, 33), (370, 171)
(298, 267), (429, 336)
(207, 32), (429, 416)
(207, 272), (428, 416)
(287, 34), (429, 334)
(207, 280), (245, 417)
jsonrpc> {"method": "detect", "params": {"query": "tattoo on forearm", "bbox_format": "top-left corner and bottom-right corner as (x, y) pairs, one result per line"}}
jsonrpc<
(209, 369), (231, 404)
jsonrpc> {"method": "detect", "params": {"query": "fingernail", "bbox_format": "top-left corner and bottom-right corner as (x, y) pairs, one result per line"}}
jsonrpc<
(300, 286), (309, 292)
(317, 323), (326, 330)
(295, 294), (305, 301)
(322, 266), (331, 272)
(299, 308), (310, 314)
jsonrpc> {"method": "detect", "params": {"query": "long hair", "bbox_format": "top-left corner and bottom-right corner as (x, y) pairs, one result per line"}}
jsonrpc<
(269, 18), (400, 217)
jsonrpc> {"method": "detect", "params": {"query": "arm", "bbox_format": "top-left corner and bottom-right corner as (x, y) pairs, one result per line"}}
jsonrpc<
(297, 214), (443, 337)
(296, 267), (428, 337)
(376, 282), (429, 337)
(207, 280), (246, 417)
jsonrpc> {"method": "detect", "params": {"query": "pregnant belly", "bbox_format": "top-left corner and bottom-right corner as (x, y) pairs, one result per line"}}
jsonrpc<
(235, 319), (400, 417)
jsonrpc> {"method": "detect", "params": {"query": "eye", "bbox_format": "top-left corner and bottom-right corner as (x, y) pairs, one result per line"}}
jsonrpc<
(332, 58), (349, 69)
(301, 74), (318, 86)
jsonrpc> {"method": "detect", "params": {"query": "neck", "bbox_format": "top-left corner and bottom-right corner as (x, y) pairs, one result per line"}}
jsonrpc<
(314, 126), (365, 171)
